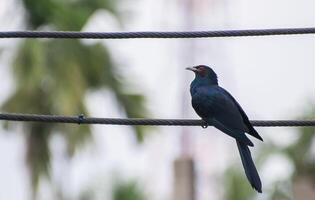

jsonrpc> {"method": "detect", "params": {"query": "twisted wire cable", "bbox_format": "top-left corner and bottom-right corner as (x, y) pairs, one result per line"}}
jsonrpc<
(0, 113), (315, 127)
(1, 27), (315, 39)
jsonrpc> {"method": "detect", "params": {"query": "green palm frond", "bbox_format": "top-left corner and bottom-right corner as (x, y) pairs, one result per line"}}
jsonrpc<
(2, 0), (149, 196)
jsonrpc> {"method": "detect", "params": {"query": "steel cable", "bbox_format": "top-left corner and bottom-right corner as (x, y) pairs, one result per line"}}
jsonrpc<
(0, 113), (315, 127)
(1, 27), (315, 39)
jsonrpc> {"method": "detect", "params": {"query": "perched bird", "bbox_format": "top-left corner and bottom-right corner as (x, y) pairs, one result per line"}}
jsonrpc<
(186, 65), (263, 193)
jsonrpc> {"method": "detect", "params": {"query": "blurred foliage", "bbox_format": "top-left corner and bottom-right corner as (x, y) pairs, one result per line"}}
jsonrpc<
(269, 180), (293, 200)
(223, 166), (255, 200)
(1, 0), (148, 197)
(23, 0), (117, 30)
(112, 180), (147, 200)
(284, 106), (315, 177)
(77, 178), (147, 200)
(223, 104), (315, 199)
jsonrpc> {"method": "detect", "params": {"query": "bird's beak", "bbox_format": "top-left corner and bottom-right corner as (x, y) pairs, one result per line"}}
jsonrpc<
(186, 67), (197, 72)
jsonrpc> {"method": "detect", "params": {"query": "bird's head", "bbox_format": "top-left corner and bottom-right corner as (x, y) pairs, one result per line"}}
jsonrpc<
(186, 65), (218, 85)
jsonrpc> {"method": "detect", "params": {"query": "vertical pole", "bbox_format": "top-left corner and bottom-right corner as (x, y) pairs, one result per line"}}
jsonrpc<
(293, 176), (315, 199)
(173, 1), (196, 200)
(173, 158), (195, 200)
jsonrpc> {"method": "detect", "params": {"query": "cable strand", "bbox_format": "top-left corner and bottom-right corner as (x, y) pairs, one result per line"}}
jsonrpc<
(0, 113), (315, 127)
(1, 27), (315, 39)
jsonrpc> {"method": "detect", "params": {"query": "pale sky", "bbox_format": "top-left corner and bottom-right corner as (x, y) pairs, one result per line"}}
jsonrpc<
(0, 0), (315, 200)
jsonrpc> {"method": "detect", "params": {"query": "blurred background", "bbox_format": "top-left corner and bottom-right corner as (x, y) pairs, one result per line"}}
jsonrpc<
(1, 0), (315, 199)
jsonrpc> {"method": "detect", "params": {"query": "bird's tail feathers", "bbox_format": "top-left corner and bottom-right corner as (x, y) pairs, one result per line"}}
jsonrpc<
(237, 141), (262, 193)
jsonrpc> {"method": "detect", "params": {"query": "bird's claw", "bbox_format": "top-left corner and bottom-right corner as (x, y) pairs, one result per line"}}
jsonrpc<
(201, 122), (208, 129)
(78, 114), (85, 124)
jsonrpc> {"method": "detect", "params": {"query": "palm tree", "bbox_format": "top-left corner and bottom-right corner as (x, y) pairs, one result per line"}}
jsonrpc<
(1, 0), (148, 197)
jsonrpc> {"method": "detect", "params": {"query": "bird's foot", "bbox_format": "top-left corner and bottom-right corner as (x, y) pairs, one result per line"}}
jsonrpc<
(201, 120), (208, 129)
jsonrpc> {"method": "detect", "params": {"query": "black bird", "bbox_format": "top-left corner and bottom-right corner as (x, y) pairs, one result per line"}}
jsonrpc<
(186, 65), (263, 192)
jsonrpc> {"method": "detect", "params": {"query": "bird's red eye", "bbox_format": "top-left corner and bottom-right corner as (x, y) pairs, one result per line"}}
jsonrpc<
(198, 66), (206, 76)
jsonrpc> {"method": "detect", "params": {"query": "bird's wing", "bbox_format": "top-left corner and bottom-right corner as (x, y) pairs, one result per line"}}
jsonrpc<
(220, 88), (263, 141)
(211, 118), (254, 146)
(193, 86), (254, 146)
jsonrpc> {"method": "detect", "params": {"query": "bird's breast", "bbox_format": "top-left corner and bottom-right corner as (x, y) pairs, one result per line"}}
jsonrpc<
(191, 93), (214, 119)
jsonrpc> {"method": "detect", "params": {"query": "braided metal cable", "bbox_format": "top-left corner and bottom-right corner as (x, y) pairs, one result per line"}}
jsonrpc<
(1, 113), (315, 127)
(1, 27), (315, 39)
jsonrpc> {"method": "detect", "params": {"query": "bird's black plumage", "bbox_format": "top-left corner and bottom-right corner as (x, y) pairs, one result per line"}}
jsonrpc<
(187, 65), (263, 192)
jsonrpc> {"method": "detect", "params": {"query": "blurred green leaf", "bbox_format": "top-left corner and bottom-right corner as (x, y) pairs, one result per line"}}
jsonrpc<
(223, 166), (255, 200)
(113, 180), (147, 200)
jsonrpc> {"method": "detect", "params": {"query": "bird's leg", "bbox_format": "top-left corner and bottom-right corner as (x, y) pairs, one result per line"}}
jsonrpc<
(201, 119), (208, 129)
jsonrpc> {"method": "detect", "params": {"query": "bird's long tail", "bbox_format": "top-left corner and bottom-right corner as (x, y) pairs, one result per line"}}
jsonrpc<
(236, 141), (262, 193)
